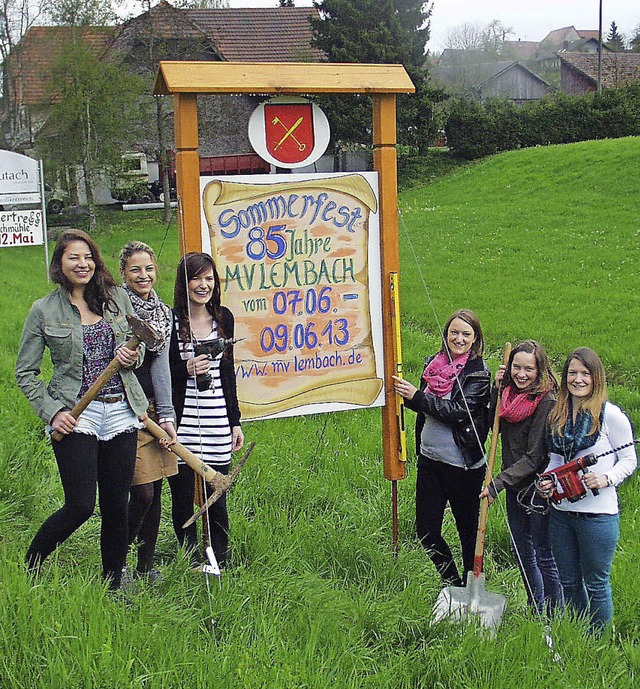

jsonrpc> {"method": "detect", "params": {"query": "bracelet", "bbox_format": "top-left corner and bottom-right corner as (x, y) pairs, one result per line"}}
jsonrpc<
(158, 417), (174, 425)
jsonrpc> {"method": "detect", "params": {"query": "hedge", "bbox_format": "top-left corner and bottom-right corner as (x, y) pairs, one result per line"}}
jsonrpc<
(444, 84), (640, 159)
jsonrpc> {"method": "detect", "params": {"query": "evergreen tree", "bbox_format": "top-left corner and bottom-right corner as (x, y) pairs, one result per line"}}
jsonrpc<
(607, 20), (625, 51)
(279, 0), (295, 6)
(312, 0), (443, 153)
(630, 24), (640, 53)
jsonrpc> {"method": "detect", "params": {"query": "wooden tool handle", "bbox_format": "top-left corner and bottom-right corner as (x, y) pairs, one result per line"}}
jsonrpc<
(473, 342), (512, 576)
(51, 335), (140, 441)
(143, 417), (225, 485)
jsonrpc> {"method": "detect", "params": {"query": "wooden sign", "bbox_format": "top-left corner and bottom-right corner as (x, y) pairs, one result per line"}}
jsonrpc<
(201, 172), (384, 420)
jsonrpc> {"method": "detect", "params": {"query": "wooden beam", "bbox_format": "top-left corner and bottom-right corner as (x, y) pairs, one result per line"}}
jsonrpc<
(173, 93), (202, 253)
(373, 93), (405, 482)
(154, 61), (415, 96)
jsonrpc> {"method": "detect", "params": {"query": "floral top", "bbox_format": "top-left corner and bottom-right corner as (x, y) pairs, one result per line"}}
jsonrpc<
(79, 319), (125, 397)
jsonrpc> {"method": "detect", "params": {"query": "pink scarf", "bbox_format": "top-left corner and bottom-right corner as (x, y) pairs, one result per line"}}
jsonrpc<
(499, 385), (547, 423)
(422, 350), (470, 397)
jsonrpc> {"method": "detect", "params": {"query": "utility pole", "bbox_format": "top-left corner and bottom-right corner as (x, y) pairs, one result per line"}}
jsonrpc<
(598, 0), (603, 93)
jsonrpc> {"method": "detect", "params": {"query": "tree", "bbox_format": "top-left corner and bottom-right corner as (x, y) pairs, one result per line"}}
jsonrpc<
(444, 22), (484, 51)
(607, 20), (625, 51)
(279, 0), (295, 6)
(312, 0), (442, 154)
(630, 24), (640, 53)
(481, 19), (513, 54)
(444, 19), (513, 56)
(46, 0), (118, 26)
(36, 37), (145, 230)
(124, 0), (224, 222)
(1, 0), (50, 148)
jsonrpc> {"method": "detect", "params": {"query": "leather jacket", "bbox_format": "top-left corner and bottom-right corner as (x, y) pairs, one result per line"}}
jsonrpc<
(405, 353), (491, 468)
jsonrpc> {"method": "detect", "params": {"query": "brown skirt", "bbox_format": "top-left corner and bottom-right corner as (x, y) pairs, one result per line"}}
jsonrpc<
(132, 427), (179, 486)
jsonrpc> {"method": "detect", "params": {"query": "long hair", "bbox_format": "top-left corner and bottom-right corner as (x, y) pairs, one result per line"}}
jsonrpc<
(49, 229), (116, 316)
(119, 240), (157, 277)
(503, 340), (558, 397)
(441, 309), (484, 360)
(173, 252), (224, 342)
(547, 347), (608, 437)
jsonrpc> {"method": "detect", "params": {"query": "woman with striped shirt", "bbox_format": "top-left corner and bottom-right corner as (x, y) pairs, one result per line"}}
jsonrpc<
(168, 252), (243, 567)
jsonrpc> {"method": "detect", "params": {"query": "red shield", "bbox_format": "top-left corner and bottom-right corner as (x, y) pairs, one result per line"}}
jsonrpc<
(264, 104), (315, 165)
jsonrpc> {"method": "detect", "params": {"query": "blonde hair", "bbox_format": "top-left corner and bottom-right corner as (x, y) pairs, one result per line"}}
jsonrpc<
(547, 347), (608, 437)
(119, 240), (157, 276)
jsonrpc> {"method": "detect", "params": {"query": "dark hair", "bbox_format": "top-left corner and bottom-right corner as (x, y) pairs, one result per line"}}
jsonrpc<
(441, 309), (484, 359)
(548, 347), (608, 437)
(503, 340), (558, 396)
(49, 229), (116, 315)
(173, 252), (224, 342)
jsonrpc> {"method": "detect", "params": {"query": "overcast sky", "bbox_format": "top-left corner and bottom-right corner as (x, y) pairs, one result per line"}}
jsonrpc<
(223, 1), (638, 52)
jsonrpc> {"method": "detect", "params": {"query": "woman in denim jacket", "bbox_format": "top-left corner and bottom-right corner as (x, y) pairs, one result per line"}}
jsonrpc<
(15, 229), (147, 590)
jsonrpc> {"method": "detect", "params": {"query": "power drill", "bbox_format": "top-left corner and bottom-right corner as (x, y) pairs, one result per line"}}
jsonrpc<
(536, 453), (599, 504)
(194, 337), (241, 391)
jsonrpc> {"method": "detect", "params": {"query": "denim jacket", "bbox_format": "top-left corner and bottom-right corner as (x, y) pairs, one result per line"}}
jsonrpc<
(15, 286), (148, 424)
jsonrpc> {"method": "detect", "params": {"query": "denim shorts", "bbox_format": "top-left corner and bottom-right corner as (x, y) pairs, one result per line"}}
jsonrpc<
(73, 399), (142, 441)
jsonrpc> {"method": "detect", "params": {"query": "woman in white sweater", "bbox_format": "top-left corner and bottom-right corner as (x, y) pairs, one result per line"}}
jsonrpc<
(540, 347), (636, 633)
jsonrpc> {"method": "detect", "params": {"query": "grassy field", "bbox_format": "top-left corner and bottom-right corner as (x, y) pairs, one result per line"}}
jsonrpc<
(1, 137), (639, 688)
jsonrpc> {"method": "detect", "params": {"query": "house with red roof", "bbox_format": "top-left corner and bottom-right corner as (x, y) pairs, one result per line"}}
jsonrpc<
(2, 1), (324, 157)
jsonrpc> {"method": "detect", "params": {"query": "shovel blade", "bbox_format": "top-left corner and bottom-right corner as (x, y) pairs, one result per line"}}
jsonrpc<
(433, 572), (506, 635)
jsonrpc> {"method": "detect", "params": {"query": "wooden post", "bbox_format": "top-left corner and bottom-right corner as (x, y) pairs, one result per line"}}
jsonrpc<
(373, 93), (405, 484)
(174, 93), (202, 253)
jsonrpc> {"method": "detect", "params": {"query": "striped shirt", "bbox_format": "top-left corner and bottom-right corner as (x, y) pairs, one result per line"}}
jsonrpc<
(176, 322), (232, 468)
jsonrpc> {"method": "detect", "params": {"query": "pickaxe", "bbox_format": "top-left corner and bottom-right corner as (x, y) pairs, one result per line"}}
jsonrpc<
(143, 418), (251, 503)
(51, 315), (162, 442)
(183, 441), (255, 528)
(51, 314), (248, 501)
(272, 116), (306, 151)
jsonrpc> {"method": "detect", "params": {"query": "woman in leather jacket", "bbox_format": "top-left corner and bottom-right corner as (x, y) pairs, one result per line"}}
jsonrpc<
(394, 309), (491, 586)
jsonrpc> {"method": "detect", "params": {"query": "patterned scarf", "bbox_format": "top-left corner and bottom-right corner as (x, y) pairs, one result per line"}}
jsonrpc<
(123, 284), (172, 354)
(422, 350), (470, 397)
(546, 400), (601, 460)
(499, 385), (547, 424)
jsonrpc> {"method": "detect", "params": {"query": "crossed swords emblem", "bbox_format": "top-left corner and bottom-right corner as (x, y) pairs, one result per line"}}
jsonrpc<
(272, 115), (307, 152)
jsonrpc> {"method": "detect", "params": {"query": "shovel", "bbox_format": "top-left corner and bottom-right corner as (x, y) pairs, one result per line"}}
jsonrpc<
(432, 342), (512, 634)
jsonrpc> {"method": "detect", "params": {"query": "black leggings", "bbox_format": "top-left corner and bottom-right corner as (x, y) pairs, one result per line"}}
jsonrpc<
(128, 478), (163, 573)
(167, 463), (230, 568)
(26, 430), (137, 589)
(415, 455), (485, 586)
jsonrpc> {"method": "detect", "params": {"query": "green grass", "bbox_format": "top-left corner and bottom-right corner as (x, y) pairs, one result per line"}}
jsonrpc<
(1, 138), (640, 688)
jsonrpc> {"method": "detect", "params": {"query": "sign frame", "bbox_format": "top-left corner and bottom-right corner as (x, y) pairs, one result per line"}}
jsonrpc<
(153, 61), (416, 519)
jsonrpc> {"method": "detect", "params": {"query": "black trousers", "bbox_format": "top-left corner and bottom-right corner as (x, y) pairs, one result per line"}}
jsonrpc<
(128, 478), (163, 573)
(415, 455), (485, 586)
(167, 462), (230, 568)
(26, 430), (137, 589)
